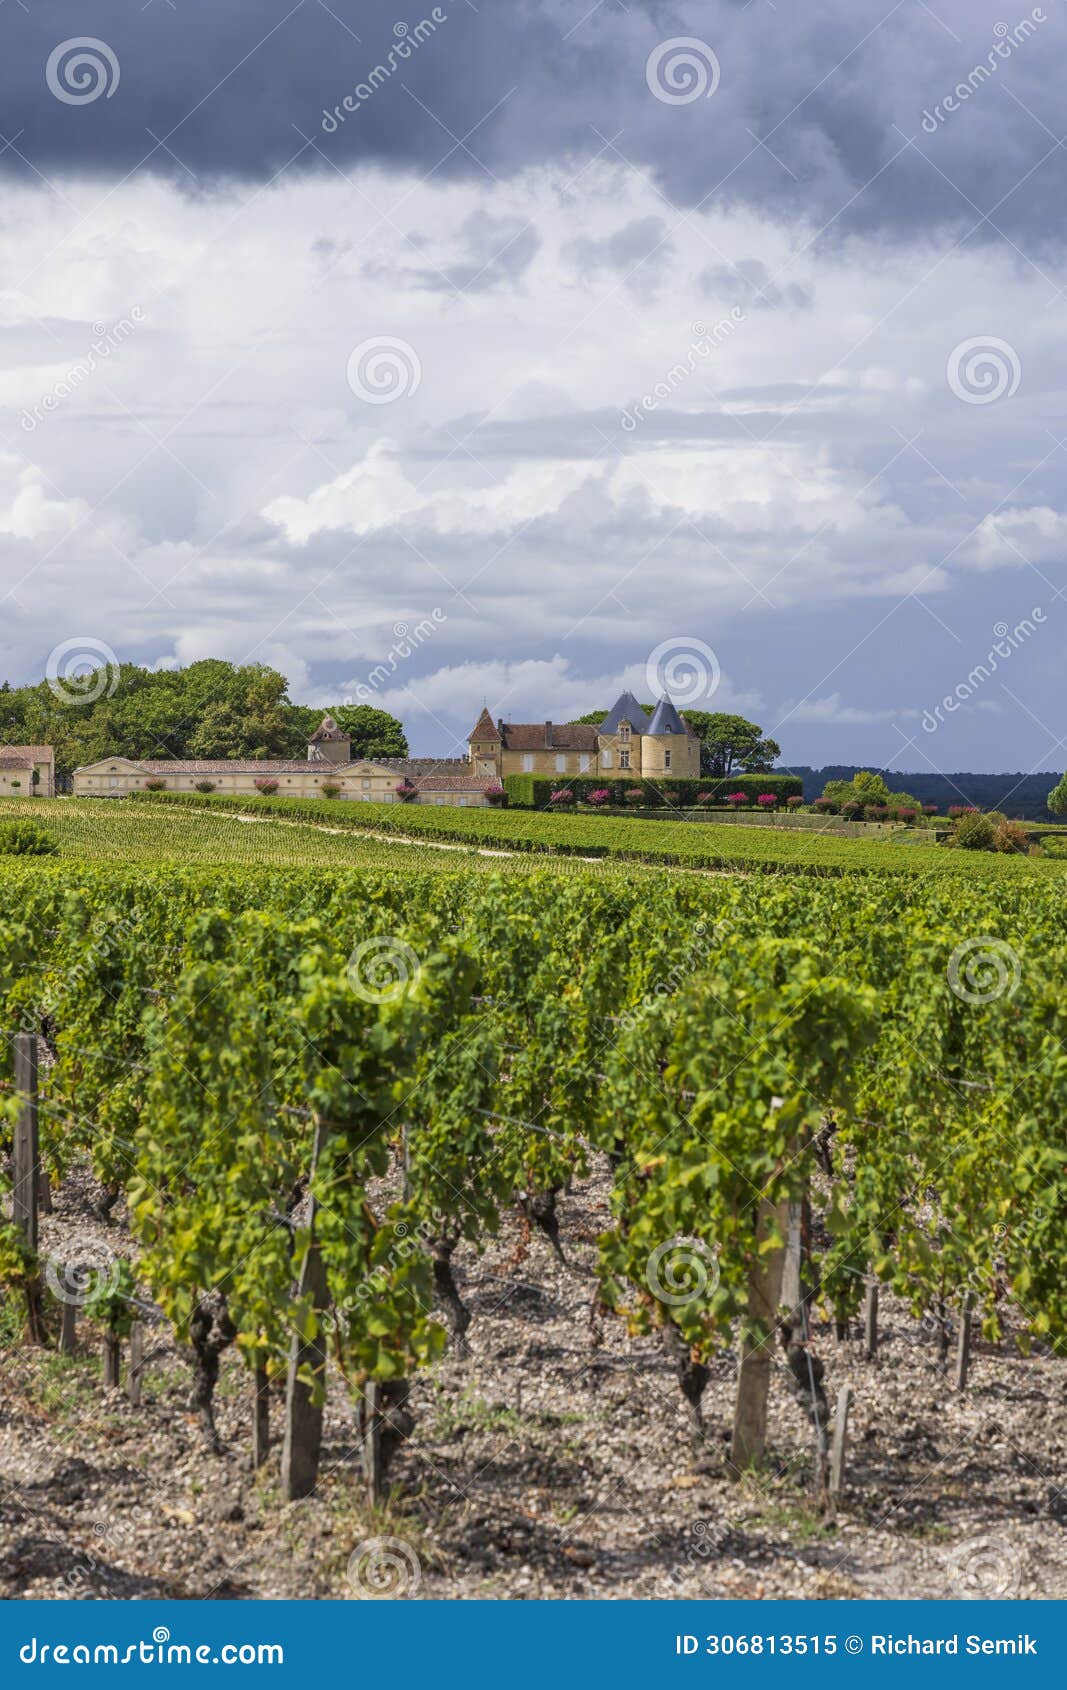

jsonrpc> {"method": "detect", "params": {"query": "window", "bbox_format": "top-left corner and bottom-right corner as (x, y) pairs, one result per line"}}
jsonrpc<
(109, 777), (119, 788)
(665, 749), (672, 770)
(602, 749), (612, 769)
(555, 754), (566, 773)
(620, 751), (630, 769)
(579, 754), (590, 773)
(523, 754), (534, 772)
(620, 722), (630, 740)
(459, 798), (468, 807)
(362, 779), (370, 789)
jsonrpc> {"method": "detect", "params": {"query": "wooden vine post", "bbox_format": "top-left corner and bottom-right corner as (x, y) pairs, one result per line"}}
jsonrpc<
(127, 1322), (145, 1406)
(13, 1034), (46, 1344)
(362, 1380), (382, 1502)
(863, 1278), (879, 1358)
(780, 1200), (803, 1314)
(829, 1385), (853, 1501)
(281, 1118), (331, 1501)
(955, 1291), (973, 1392)
(252, 1363), (271, 1469)
(102, 1332), (121, 1388)
(12, 1034), (39, 1253)
(729, 1099), (790, 1475)
(58, 1299), (77, 1355)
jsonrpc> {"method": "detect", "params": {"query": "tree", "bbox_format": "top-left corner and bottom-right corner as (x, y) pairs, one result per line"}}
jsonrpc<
(689, 713), (781, 777)
(0, 660), (408, 778)
(329, 705), (408, 760)
(1049, 774), (1067, 816)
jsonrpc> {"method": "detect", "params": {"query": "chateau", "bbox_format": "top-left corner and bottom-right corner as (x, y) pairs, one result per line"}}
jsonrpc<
(469, 691), (700, 782)
(69, 692), (699, 804)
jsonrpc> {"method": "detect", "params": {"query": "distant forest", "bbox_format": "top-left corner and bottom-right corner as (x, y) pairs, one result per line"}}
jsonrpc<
(784, 766), (1062, 822)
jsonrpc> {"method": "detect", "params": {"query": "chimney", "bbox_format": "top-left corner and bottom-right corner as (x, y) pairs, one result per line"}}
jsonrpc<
(545, 720), (552, 748)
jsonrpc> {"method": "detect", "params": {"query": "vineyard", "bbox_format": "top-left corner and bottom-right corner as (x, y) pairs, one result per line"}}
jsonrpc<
(2, 829), (1067, 1598)
(128, 788), (1067, 881)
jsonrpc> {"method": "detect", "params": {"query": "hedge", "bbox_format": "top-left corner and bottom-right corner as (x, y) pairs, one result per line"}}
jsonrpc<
(502, 773), (802, 810)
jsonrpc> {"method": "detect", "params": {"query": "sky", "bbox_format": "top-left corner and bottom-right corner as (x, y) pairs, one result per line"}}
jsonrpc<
(1, 0), (1065, 774)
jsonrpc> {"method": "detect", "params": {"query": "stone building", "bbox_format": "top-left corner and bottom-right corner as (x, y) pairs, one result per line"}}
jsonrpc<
(73, 716), (488, 805)
(467, 690), (700, 782)
(0, 744), (56, 798)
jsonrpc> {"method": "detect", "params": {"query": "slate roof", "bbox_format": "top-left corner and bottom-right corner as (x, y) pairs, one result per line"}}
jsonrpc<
(0, 756), (33, 771)
(646, 698), (687, 736)
(599, 692), (653, 735)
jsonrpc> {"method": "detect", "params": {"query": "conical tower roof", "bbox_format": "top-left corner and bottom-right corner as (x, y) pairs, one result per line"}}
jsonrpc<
(646, 697), (687, 736)
(468, 707), (500, 742)
(599, 691), (652, 734)
(309, 713), (348, 743)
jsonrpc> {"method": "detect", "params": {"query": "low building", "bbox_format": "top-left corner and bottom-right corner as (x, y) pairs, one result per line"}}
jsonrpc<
(0, 744), (56, 797)
(72, 718), (490, 805)
(468, 690), (700, 782)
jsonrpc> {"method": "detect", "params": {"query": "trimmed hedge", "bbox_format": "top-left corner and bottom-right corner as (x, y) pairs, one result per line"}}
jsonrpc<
(503, 772), (802, 810)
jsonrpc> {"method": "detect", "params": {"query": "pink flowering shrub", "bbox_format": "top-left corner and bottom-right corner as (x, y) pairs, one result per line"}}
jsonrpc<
(726, 792), (750, 807)
(484, 782), (506, 806)
(549, 788), (574, 805)
(395, 781), (419, 803)
(253, 778), (279, 795)
(586, 788), (611, 807)
(757, 793), (777, 808)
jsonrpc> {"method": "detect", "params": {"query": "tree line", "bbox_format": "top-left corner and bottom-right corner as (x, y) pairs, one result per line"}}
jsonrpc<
(0, 661), (407, 780)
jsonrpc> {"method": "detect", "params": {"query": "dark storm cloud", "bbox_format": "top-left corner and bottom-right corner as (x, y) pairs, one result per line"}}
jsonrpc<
(3, 0), (1066, 247)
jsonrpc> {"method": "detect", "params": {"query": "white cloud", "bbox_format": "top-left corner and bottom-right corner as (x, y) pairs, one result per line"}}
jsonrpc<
(0, 161), (1063, 765)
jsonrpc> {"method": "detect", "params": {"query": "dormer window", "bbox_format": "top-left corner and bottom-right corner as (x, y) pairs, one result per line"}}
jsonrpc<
(619, 722), (631, 740)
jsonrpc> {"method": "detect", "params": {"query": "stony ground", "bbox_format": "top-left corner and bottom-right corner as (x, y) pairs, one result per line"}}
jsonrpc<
(2, 1163), (1065, 1602)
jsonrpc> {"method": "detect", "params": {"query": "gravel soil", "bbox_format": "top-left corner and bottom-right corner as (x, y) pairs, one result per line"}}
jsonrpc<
(2, 1164), (1065, 1602)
